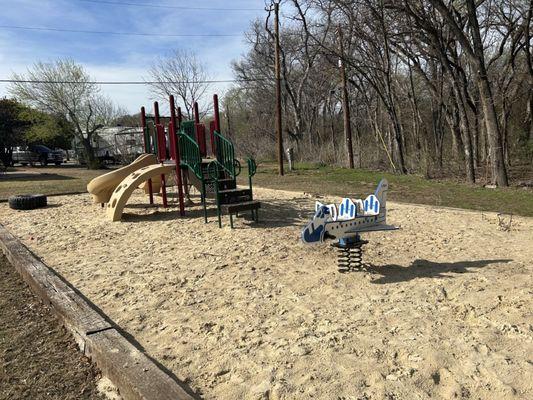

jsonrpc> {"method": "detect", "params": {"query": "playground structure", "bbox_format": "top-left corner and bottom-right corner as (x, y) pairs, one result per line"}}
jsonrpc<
(301, 179), (398, 271)
(88, 94), (260, 227)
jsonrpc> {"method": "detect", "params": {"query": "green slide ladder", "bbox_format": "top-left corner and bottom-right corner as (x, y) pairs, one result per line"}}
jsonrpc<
(177, 127), (260, 228)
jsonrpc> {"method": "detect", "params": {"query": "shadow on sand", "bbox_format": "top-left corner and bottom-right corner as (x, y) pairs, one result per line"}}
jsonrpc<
(121, 197), (311, 228)
(0, 172), (76, 182)
(366, 258), (512, 284)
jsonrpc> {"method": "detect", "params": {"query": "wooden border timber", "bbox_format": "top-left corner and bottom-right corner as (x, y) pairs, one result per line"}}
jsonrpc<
(0, 223), (196, 400)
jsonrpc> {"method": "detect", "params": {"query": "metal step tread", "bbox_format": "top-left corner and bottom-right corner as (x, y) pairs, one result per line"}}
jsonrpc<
(220, 201), (261, 213)
(218, 188), (251, 194)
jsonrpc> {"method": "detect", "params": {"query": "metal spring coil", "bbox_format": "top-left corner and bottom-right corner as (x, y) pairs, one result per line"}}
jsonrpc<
(333, 239), (368, 272)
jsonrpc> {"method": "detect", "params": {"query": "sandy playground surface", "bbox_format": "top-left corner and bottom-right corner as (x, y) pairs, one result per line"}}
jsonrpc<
(0, 186), (532, 400)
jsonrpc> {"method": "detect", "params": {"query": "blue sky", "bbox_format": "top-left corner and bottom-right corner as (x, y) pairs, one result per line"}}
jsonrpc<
(0, 0), (268, 113)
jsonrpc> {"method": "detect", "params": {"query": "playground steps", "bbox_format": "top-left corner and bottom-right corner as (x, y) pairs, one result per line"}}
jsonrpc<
(186, 170), (237, 194)
(220, 200), (261, 228)
(213, 188), (252, 204)
(177, 124), (260, 227)
(216, 178), (237, 190)
(220, 200), (261, 214)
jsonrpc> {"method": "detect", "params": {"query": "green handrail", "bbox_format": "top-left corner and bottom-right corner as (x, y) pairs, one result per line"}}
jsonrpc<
(214, 131), (237, 178)
(247, 158), (257, 200)
(206, 160), (227, 227)
(177, 132), (202, 179)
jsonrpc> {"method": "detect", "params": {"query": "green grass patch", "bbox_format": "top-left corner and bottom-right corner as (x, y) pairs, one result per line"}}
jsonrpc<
(0, 166), (104, 201)
(240, 162), (533, 217)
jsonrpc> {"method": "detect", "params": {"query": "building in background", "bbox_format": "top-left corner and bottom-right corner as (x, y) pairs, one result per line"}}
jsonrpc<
(73, 126), (144, 165)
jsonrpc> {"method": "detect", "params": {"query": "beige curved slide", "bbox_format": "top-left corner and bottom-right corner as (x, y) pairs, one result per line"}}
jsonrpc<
(87, 154), (158, 204)
(106, 164), (174, 222)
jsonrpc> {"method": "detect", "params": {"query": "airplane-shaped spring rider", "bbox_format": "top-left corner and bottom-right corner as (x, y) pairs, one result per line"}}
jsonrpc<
(301, 179), (398, 271)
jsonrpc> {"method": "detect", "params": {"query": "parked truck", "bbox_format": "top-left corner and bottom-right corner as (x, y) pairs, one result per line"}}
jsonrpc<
(12, 145), (64, 166)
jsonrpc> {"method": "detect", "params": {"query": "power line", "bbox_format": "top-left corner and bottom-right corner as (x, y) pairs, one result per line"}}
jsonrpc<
(0, 25), (242, 38)
(0, 78), (267, 85)
(78, 0), (263, 11)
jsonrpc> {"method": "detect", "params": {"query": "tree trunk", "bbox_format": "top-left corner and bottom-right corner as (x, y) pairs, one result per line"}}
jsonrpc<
(466, 0), (508, 186)
(81, 136), (99, 169)
(449, 79), (475, 183)
(432, 103), (445, 171)
(476, 75), (508, 186)
(354, 123), (362, 168)
(526, 91), (533, 145)
(472, 105), (480, 169)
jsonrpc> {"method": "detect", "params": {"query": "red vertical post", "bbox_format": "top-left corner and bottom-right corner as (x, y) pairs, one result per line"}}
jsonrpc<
(193, 102), (200, 124)
(196, 124), (207, 156)
(140, 106), (147, 152)
(213, 94), (221, 132)
(153, 101), (168, 208)
(170, 95), (185, 216)
(168, 121), (176, 160)
(141, 106), (154, 205)
(193, 102), (200, 143)
(212, 94), (221, 157)
(177, 106), (189, 198)
(209, 121), (216, 156)
(154, 101), (160, 125)
(156, 124), (167, 162)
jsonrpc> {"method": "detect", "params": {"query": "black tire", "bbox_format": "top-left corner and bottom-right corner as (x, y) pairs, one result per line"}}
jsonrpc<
(8, 194), (47, 210)
(39, 155), (48, 166)
(54, 162), (62, 166)
(21, 162), (28, 166)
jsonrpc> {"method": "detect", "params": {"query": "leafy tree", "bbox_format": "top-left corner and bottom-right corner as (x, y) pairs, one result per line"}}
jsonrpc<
(9, 59), (122, 169)
(0, 98), (29, 166)
(20, 107), (75, 150)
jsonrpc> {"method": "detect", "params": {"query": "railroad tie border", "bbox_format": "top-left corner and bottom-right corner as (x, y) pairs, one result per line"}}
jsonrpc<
(0, 223), (195, 400)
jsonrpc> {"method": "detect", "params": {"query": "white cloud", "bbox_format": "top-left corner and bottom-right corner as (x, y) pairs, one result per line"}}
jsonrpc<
(0, 0), (265, 114)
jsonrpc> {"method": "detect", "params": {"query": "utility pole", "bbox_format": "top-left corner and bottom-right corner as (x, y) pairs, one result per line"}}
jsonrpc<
(274, 1), (284, 176)
(338, 26), (354, 169)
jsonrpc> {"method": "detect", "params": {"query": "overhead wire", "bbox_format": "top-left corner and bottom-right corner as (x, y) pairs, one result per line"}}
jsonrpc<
(77, 0), (264, 12)
(0, 1), (292, 86)
(0, 78), (268, 85)
(0, 25), (243, 37)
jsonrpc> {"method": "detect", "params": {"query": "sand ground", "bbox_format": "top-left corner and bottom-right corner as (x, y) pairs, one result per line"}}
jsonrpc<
(0, 186), (531, 400)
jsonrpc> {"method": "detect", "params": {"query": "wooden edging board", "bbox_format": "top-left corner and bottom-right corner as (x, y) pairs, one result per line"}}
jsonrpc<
(0, 223), (195, 400)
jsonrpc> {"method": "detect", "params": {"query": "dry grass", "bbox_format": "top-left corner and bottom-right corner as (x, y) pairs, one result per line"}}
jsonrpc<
(0, 165), (104, 201)
(240, 162), (533, 217)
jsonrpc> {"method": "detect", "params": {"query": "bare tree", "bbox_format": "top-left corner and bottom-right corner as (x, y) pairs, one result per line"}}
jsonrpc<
(9, 59), (121, 169)
(229, 0), (531, 183)
(421, 0), (509, 186)
(147, 49), (211, 119)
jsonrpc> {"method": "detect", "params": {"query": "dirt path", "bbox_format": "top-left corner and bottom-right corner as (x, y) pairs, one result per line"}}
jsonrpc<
(0, 255), (106, 400)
